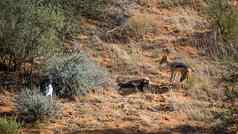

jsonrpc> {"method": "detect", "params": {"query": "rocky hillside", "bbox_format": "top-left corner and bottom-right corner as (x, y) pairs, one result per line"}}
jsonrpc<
(0, 0), (237, 134)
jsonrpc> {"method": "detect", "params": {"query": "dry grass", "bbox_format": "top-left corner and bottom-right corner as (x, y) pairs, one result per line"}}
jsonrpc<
(111, 44), (143, 75)
(102, 14), (156, 43)
(179, 102), (214, 122)
(164, 9), (208, 33)
(169, 97), (215, 122)
(126, 14), (155, 40)
(181, 56), (224, 101)
(184, 73), (220, 101)
(159, 0), (202, 9)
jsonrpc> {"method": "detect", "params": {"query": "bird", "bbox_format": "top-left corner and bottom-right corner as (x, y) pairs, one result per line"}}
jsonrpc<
(46, 83), (53, 97)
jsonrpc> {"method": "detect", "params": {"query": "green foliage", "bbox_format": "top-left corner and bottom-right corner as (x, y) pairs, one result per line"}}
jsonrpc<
(43, 53), (108, 97)
(224, 86), (238, 101)
(159, 0), (196, 8)
(0, 117), (21, 134)
(0, 0), (106, 72)
(206, 0), (238, 42)
(0, 0), (65, 59)
(16, 90), (60, 122)
(205, 0), (238, 60)
(222, 65), (238, 101)
(61, 0), (105, 20)
(214, 107), (238, 134)
(45, 0), (106, 35)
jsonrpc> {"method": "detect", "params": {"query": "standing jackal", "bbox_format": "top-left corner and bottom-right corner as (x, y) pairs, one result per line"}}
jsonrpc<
(160, 49), (192, 83)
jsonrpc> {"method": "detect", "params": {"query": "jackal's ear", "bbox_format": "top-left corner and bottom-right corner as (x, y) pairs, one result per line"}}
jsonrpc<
(160, 55), (167, 64)
(161, 48), (170, 56)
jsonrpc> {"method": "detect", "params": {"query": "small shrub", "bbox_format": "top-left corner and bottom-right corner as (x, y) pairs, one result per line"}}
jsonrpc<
(126, 15), (154, 40)
(43, 53), (109, 97)
(16, 90), (60, 122)
(77, 0), (106, 20)
(0, 117), (21, 134)
(224, 85), (238, 101)
(187, 108), (213, 122)
(101, 26), (131, 43)
(222, 66), (238, 101)
(137, 0), (153, 7)
(103, 0), (134, 25)
(59, 0), (106, 20)
(214, 107), (238, 134)
(103, 14), (154, 43)
(175, 100), (214, 122)
(159, 0), (198, 8)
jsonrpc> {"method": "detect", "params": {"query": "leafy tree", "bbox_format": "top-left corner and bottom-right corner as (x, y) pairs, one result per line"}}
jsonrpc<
(0, 0), (66, 72)
(0, 0), (107, 91)
(0, 0), (105, 72)
(205, 0), (238, 59)
(206, 0), (238, 42)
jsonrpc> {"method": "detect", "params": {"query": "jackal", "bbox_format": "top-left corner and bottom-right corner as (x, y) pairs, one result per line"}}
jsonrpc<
(160, 49), (192, 83)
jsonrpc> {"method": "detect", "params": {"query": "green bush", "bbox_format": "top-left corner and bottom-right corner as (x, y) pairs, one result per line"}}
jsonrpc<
(0, 0), (106, 73)
(205, 0), (238, 59)
(206, 0), (238, 42)
(0, 117), (21, 134)
(51, 0), (106, 36)
(16, 90), (60, 122)
(222, 66), (238, 101)
(159, 0), (197, 8)
(66, 0), (105, 20)
(0, 0), (65, 60)
(224, 86), (238, 101)
(214, 107), (238, 134)
(0, 0), (106, 53)
(43, 53), (109, 97)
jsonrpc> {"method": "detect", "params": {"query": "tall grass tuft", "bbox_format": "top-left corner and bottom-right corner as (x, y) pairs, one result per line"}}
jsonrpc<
(0, 117), (21, 134)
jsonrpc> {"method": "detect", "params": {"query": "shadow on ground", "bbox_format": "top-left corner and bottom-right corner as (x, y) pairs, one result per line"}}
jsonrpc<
(72, 124), (211, 134)
(118, 82), (171, 96)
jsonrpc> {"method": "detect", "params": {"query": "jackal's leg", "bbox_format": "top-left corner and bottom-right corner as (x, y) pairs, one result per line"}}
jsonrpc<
(169, 71), (173, 83)
(170, 71), (175, 83)
(180, 70), (188, 82)
(174, 71), (179, 83)
(175, 72), (178, 83)
(179, 70), (188, 89)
